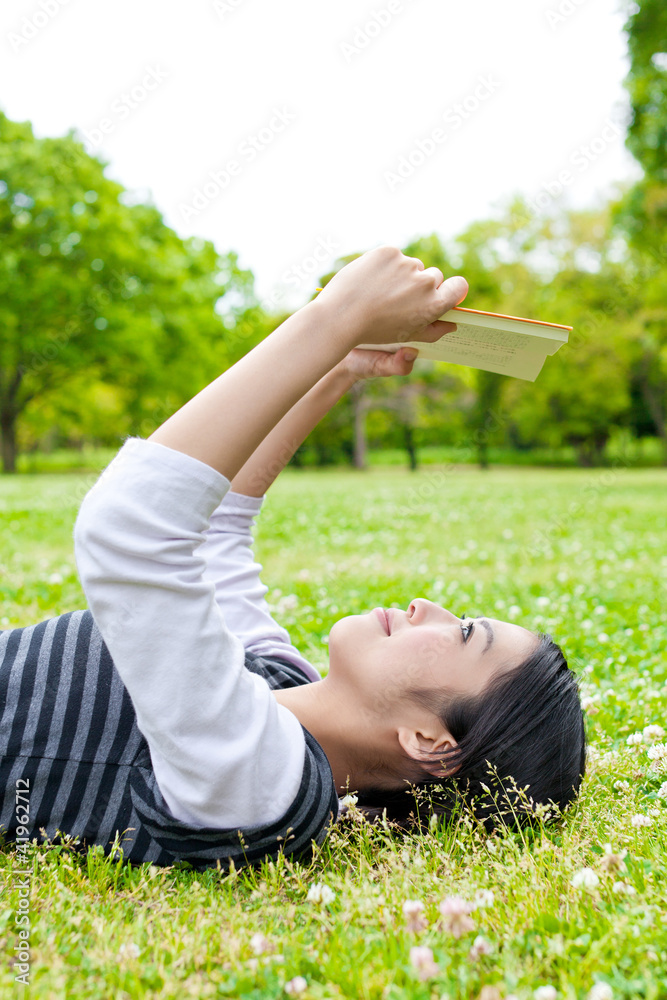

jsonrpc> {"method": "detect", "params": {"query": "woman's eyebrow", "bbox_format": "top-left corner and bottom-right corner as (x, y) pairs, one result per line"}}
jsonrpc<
(478, 618), (494, 653)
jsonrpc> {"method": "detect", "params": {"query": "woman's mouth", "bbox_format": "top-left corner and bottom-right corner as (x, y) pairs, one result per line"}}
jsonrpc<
(374, 608), (390, 635)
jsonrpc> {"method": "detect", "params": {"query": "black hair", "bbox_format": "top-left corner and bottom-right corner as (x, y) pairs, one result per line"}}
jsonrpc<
(353, 633), (586, 832)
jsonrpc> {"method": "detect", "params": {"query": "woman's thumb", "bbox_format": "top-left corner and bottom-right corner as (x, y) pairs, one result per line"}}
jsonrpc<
(439, 275), (469, 311)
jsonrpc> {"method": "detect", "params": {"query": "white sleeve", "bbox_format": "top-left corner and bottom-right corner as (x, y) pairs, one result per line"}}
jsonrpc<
(198, 490), (321, 684)
(73, 437), (307, 830)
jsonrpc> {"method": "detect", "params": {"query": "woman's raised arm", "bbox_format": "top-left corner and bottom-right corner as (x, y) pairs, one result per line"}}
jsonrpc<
(230, 346), (419, 497)
(149, 247), (468, 481)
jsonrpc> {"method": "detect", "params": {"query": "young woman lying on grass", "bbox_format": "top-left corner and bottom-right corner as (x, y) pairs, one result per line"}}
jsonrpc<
(0, 247), (585, 871)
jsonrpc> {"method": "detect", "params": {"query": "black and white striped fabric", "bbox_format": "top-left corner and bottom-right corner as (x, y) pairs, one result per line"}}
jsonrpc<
(0, 610), (338, 870)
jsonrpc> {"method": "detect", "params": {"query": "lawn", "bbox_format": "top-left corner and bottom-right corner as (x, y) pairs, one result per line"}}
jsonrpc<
(1, 462), (666, 999)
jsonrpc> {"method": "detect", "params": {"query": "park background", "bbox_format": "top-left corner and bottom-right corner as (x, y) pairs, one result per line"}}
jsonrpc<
(0, 0), (665, 475)
(1, 2), (666, 999)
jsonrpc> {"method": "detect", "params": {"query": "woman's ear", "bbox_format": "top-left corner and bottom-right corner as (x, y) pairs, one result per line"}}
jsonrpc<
(396, 726), (458, 778)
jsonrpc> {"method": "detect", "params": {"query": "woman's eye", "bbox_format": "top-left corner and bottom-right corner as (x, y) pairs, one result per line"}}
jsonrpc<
(460, 619), (474, 643)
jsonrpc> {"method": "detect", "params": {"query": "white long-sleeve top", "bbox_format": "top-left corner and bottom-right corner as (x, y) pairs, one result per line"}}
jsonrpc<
(73, 436), (321, 830)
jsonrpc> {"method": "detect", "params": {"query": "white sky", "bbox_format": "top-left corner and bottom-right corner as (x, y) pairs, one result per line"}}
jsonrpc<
(1, 0), (641, 307)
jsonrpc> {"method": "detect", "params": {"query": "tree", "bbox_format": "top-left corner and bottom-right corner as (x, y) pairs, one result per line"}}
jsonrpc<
(0, 112), (258, 471)
(615, 0), (667, 458)
(622, 0), (667, 244)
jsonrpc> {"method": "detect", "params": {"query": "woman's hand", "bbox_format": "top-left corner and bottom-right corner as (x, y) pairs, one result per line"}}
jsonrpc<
(150, 244), (467, 485)
(314, 245), (469, 350)
(335, 346), (421, 384)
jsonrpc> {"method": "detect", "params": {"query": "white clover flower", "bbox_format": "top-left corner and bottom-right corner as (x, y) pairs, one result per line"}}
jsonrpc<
(340, 793), (358, 809)
(249, 933), (273, 956)
(402, 899), (428, 933)
(648, 807), (661, 818)
(597, 632), (610, 643)
(631, 813), (652, 828)
(647, 743), (667, 775)
(657, 781), (667, 800)
(581, 695), (600, 711)
(118, 942), (141, 958)
(643, 724), (665, 742)
(306, 882), (335, 905)
(402, 899), (425, 915)
(536, 596), (550, 608)
(613, 779), (631, 792)
(599, 844), (627, 873)
(534, 987), (558, 1000)
(468, 935), (494, 960)
(474, 889), (495, 909)
(276, 594), (299, 613)
(612, 880), (636, 895)
(409, 945), (438, 980)
(571, 867), (600, 889)
(588, 983), (613, 1000)
(285, 975), (308, 995)
(438, 896), (475, 938)
(626, 732), (643, 746)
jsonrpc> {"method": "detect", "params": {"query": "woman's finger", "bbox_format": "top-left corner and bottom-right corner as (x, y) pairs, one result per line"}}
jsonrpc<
(419, 319), (458, 342)
(405, 255), (425, 271)
(385, 348), (418, 375)
(421, 265), (444, 287)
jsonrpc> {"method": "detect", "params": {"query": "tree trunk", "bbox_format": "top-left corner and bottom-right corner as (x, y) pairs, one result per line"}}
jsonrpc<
(474, 371), (503, 471)
(351, 381), (367, 470)
(403, 423), (418, 471)
(0, 410), (17, 474)
(637, 349), (667, 465)
(574, 442), (594, 467)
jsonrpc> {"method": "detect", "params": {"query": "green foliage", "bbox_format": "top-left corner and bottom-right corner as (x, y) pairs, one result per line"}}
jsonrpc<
(1, 464), (666, 997)
(0, 111), (263, 470)
(614, 0), (667, 455)
(300, 198), (667, 472)
(4, 64), (667, 477)
(624, 0), (667, 186)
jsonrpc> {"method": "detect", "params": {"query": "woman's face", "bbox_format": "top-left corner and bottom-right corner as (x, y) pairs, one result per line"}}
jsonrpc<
(327, 598), (538, 719)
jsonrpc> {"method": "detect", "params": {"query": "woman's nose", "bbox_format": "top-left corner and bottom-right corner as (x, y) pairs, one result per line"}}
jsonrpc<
(407, 598), (461, 625)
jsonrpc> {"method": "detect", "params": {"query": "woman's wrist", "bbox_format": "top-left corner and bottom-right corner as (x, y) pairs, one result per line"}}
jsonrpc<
(304, 294), (366, 357)
(323, 362), (361, 395)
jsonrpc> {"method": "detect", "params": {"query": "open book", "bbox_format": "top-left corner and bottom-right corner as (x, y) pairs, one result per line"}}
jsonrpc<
(357, 307), (572, 381)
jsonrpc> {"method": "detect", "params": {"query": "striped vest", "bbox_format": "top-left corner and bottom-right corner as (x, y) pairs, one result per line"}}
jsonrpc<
(0, 610), (338, 871)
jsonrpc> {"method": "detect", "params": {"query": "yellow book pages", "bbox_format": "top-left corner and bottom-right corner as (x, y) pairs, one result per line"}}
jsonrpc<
(357, 307), (572, 381)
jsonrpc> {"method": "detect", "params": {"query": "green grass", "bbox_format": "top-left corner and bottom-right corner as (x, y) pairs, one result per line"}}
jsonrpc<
(1, 464), (666, 999)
